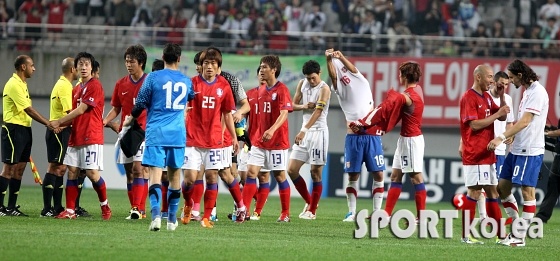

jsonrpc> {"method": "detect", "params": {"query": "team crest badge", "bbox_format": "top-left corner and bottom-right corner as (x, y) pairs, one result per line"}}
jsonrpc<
(272, 93), (277, 100)
(217, 88), (223, 97)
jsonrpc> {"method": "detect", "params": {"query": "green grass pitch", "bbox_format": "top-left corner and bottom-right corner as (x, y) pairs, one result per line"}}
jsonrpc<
(0, 186), (559, 260)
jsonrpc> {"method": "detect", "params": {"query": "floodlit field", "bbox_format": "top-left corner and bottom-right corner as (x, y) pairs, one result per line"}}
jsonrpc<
(0, 186), (558, 260)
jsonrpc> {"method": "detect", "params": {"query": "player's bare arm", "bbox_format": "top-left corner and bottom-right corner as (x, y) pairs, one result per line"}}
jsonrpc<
(504, 122), (514, 145)
(488, 111), (534, 151)
(103, 106), (122, 133)
(24, 106), (51, 127)
(233, 98), (250, 123)
(325, 49), (338, 91)
(295, 85), (330, 145)
(262, 110), (289, 142)
(468, 105), (510, 131)
(458, 138), (463, 158)
(223, 111), (240, 156)
(292, 79), (312, 111)
(330, 50), (358, 74)
(51, 102), (89, 128)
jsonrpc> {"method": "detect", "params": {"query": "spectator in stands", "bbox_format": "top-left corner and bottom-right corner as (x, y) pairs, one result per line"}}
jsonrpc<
(392, 0), (405, 22)
(0, 0), (15, 39)
(167, 8), (187, 45)
(248, 15), (267, 51)
(538, 0), (560, 28)
(471, 36), (489, 57)
(349, 0), (372, 19)
(386, 20), (414, 55)
(220, 9), (252, 49)
(514, 0), (537, 29)
(358, 9), (382, 53)
(114, 0), (136, 27)
(529, 24), (544, 58)
(342, 13), (362, 52)
(190, 2), (214, 47)
(130, 9), (151, 45)
(468, 22), (488, 49)
(332, 0), (350, 28)
(134, 0), (154, 20)
(434, 39), (458, 56)
(239, 0), (258, 20)
(89, 0), (106, 18)
(19, 0), (44, 41)
(266, 8), (288, 53)
(45, 0), (70, 42)
(490, 19), (508, 57)
(259, 0), (277, 16)
(373, 0), (391, 28)
(74, 0), (88, 16)
(284, 0), (304, 50)
(507, 25), (529, 58)
(303, 3), (326, 55)
(180, 0), (197, 9)
(423, 0), (443, 55)
(153, 5), (171, 46)
(225, 0), (241, 10)
(410, 0), (431, 35)
(442, 3), (468, 38)
(210, 6), (229, 42)
(539, 17), (559, 57)
(458, 0), (480, 33)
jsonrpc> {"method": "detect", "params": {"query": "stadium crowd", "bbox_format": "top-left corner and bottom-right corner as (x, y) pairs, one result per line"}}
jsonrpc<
(1, 0), (560, 56)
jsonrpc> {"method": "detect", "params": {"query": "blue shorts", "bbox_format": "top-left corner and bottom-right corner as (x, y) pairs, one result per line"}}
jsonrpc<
(499, 154), (543, 187)
(495, 154), (505, 176)
(142, 146), (185, 169)
(344, 134), (385, 173)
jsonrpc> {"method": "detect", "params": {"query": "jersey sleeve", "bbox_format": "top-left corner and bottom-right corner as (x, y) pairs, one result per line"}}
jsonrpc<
(221, 84), (236, 113)
(460, 95), (478, 124)
(81, 81), (102, 108)
(135, 73), (153, 110)
(231, 76), (247, 102)
(278, 86), (293, 112)
(524, 89), (547, 116)
(111, 81), (121, 107)
(489, 94), (500, 114)
(186, 77), (195, 102)
(505, 95), (514, 123)
(8, 84), (31, 112)
(59, 84), (73, 113)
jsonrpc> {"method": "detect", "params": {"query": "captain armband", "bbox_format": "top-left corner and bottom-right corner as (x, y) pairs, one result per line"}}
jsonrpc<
(316, 100), (327, 110)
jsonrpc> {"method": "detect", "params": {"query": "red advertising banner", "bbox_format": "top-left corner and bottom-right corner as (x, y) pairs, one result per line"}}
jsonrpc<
(347, 57), (560, 127)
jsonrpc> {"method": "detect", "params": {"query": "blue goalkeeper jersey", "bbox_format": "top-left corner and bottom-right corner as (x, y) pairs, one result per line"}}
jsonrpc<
(135, 68), (194, 147)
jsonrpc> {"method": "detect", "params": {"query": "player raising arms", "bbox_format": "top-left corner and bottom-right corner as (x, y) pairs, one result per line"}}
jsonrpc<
(52, 52), (112, 220)
(241, 55), (294, 222)
(459, 65), (509, 244)
(103, 44), (149, 220)
(488, 60), (548, 247)
(181, 48), (245, 228)
(325, 49), (385, 222)
(287, 60), (330, 220)
(125, 43), (194, 231)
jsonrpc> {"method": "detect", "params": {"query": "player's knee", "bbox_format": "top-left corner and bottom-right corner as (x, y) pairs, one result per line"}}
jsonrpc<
(310, 167), (323, 181)
(1, 164), (16, 178)
(408, 172), (423, 184)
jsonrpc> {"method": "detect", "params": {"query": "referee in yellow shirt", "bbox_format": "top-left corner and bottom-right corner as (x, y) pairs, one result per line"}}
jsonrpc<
(41, 58), (78, 217)
(1, 55), (51, 216)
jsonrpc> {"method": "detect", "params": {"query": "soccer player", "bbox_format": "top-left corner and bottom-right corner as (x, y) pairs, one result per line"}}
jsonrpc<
(103, 44), (149, 220)
(488, 60), (549, 247)
(52, 52), (112, 220)
(241, 55), (294, 222)
(287, 60), (330, 220)
(41, 57), (78, 217)
(381, 62), (427, 223)
(1, 55), (51, 216)
(181, 48), (245, 228)
(324, 49), (385, 222)
(459, 65), (509, 244)
(125, 43), (194, 231)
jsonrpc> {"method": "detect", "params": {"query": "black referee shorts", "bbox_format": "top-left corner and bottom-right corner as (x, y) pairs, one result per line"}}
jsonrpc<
(1, 123), (32, 164)
(45, 127), (71, 164)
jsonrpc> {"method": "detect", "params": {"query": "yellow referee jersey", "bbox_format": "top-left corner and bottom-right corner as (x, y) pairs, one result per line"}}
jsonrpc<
(50, 76), (73, 120)
(2, 73), (32, 127)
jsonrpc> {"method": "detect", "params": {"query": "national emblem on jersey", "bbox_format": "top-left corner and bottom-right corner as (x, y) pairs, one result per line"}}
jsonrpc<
(217, 88), (223, 97)
(272, 93), (277, 100)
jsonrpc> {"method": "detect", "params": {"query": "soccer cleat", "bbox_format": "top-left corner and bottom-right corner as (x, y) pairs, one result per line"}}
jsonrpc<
(55, 209), (77, 219)
(40, 208), (55, 217)
(250, 212), (261, 221)
(141, 210), (146, 219)
(299, 203), (309, 218)
(276, 213), (290, 222)
(53, 207), (64, 216)
(498, 233), (526, 247)
(75, 207), (92, 217)
(0, 206), (7, 216)
(101, 204), (112, 220)
(6, 205), (28, 216)
(181, 205), (192, 225)
(342, 212), (355, 222)
(210, 214), (218, 222)
(300, 211), (316, 220)
(167, 221), (179, 231)
(235, 206), (246, 223)
(404, 217), (419, 226)
(125, 215), (132, 220)
(461, 235), (484, 244)
(149, 217), (161, 231)
(130, 207), (142, 220)
(200, 218), (214, 228)
(190, 214), (202, 221)
(161, 212), (168, 219)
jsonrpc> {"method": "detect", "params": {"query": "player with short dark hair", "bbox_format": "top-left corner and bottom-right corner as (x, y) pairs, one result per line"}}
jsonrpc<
(52, 52), (112, 220)
(103, 44), (149, 220)
(152, 59), (164, 72)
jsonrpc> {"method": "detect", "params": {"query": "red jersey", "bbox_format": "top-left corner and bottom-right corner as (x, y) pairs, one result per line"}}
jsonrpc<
(69, 78), (105, 147)
(111, 74), (148, 131)
(187, 75), (235, 149)
(400, 85), (424, 137)
(246, 87), (260, 145)
(254, 81), (293, 150)
(459, 89), (499, 165)
(47, 3), (67, 32)
(19, 1), (44, 24)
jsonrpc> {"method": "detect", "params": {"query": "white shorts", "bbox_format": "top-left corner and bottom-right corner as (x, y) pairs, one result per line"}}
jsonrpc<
(392, 135), (424, 173)
(238, 147), (270, 172)
(182, 146), (223, 170)
(63, 144), (104, 171)
(222, 145), (233, 168)
(463, 164), (498, 186)
(247, 146), (288, 171)
(117, 141), (145, 164)
(289, 128), (328, 165)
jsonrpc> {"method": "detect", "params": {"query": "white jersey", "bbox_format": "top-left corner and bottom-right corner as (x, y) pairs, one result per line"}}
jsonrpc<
(301, 80), (329, 129)
(487, 91), (515, 155)
(511, 81), (548, 156)
(330, 58), (374, 121)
